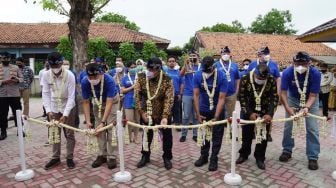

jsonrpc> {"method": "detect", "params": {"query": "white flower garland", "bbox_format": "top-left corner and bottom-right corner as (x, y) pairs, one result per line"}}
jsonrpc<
(202, 69), (217, 110)
(50, 68), (68, 112)
(220, 59), (232, 82)
(294, 67), (310, 108)
(90, 75), (104, 119)
(145, 70), (163, 126)
(249, 69), (268, 111)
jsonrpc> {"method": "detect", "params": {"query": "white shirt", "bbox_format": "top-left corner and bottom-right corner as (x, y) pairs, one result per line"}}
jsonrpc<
(39, 68), (47, 86)
(41, 69), (76, 117)
(320, 71), (333, 94)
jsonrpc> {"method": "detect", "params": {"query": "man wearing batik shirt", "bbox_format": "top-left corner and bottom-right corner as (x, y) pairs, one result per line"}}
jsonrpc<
(81, 63), (119, 170)
(134, 57), (174, 170)
(41, 52), (76, 170)
(215, 46), (240, 120)
(193, 56), (227, 171)
(279, 52), (321, 170)
(248, 46), (281, 142)
(179, 50), (200, 142)
(236, 64), (278, 170)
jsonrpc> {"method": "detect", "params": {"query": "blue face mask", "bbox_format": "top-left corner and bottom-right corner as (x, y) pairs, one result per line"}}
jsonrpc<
(128, 68), (137, 75)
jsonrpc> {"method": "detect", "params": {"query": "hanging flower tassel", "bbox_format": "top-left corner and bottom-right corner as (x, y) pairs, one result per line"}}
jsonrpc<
(298, 116), (305, 135)
(321, 117), (328, 138)
(255, 119), (262, 144)
(292, 117), (298, 139)
(262, 122), (267, 141)
(48, 120), (60, 144)
(331, 115), (336, 138)
(23, 119), (32, 142)
(205, 125), (212, 143)
(124, 125), (130, 145)
(225, 122), (231, 144)
(85, 130), (99, 154)
(197, 126), (203, 147)
(111, 126), (117, 147)
(152, 129), (159, 151)
(142, 128), (149, 151)
(238, 124), (243, 144)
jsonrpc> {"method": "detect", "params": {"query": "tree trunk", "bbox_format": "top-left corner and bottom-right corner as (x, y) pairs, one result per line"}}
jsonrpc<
(68, 0), (94, 75)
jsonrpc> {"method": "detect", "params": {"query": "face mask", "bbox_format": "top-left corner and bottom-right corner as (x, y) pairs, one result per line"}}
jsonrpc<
(222, 54), (230, 61)
(51, 67), (62, 74)
(89, 78), (100, 86)
(295, 65), (307, 74)
(2, 61), (10, 66)
(116, 67), (123, 73)
(63, 65), (70, 70)
(254, 78), (266, 85)
(243, 65), (249, 70)
(146, 70), (154, 79)
(264, 55), (271, 62)
(128, 68), (137, 75)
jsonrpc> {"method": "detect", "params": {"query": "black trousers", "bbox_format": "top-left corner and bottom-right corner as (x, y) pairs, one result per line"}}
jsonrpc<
(319, 92), (329, 117)
(200, 111), (225, 161)
(172, 96), (182, 124)
(141, 118), (173, 160)
(239, 120), (270, 162)
(0, 97), (22, 133)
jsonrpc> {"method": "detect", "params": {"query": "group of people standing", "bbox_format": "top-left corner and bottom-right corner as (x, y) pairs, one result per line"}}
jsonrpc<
(0, 45), (326, 172)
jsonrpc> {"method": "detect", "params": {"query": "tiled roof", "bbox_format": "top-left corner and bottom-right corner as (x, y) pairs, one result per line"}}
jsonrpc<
(195, 32), (336, 66)
(0, 22), (170, 46)
(298, 18), (336, 39)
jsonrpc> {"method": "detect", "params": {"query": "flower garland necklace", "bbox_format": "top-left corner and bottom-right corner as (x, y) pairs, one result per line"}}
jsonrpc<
(249, 69), (268, 111)
(202, 69), (217, 110)
(50, 68), (68, 112)
(220, 59), (232, 82)
(90, 75), (104, 119)
(145, 70), (163, 125)
(294, 67), (310, 108)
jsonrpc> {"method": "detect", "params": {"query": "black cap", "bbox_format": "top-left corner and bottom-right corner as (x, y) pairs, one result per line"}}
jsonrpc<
(47, 52), (63, 65)
(202, 56), (215, 73)
(147, 57), (162, 70)
(86, 63), (101, 76)
(0, 51), (11, 58)
(258, 46), (270, 55)
(220, 46), (231, 54)
(255, 64), (269, 79)
(293, 51), (311, 63)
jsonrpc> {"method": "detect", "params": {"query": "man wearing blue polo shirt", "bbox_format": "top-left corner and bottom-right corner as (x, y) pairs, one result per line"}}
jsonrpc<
(193, 56), (227, 171)
(166, 56), (184, 127)
(215, 46), (240, 120)
(81, 63), (119, 170)
(279, 52), (321, 170)
(248, 46), (281, 142)
(179, 50), (200, 142)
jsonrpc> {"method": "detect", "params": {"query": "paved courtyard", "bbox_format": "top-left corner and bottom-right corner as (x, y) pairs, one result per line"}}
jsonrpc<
(0, 98), (336, 188)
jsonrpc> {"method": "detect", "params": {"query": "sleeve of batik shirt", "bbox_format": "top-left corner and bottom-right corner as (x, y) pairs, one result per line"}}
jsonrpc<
(134, 74), (144, 113)
(238, 76), (253, 116)
(267, 77), (279, 117)
(162, 78), (174, 119)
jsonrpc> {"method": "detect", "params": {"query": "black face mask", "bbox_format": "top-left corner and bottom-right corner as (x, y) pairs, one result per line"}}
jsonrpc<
(2, 61), (10, 66)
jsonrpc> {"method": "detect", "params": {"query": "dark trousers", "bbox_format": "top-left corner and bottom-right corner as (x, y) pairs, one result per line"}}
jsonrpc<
(239, 120), (270, 162)
(319, 92), (329, 117)
(172, 96), (182, 124)
(0, 97), (22, 133)
(200, 111), (225, 161)
(141, 118), (173, 160)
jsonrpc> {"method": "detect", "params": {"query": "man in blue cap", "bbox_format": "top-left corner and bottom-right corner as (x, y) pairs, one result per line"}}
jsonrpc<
(236, 64), (278, 170)
(41, 52), (77, 169)
(193, 56), (228, 171)
(279, 52), (321, 170)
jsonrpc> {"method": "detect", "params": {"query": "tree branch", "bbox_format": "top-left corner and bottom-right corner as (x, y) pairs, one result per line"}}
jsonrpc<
(92, 0), (111, 16)
(55, 0), (69, 16)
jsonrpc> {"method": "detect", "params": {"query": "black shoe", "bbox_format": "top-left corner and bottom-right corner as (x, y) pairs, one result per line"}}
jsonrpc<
(163, 158), (172, 170)
(236, 156), (248, 164)
(208, 160), (218, 171)
(192, 136), (197, 142)
(308, 160), (319, 170)
(0, 132), (7, 141)
(44, 158), (61, 170)
(107, 159), (117, 169)
(67, 159), (75, 169)
(256, 160), (265, 170)
(92, 156), (107, 168)
(194, 156), (208, 167)
(137, 155), (150, 168)
(267, 134), (273, 142)
(279, 152), (292, 162)
(179, 136), (186, 142)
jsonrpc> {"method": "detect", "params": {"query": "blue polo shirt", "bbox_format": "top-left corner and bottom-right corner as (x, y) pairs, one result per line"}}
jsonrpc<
(81, 74), (117, 101)
(166, 68), (184, 96)
(121, 74), (136, 109)
(281, 66), (321, 99)
(108, 68), (116, 77)
(215, 61), (240, 96)
(193, 70), (228, 113)
(183, 64), (201, 96)
(79, 71), (87, 83)
(248, 60), (280, 78)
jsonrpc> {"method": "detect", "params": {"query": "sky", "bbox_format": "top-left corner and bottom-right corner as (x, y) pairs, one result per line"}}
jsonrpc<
(0, 0), (335, 48)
